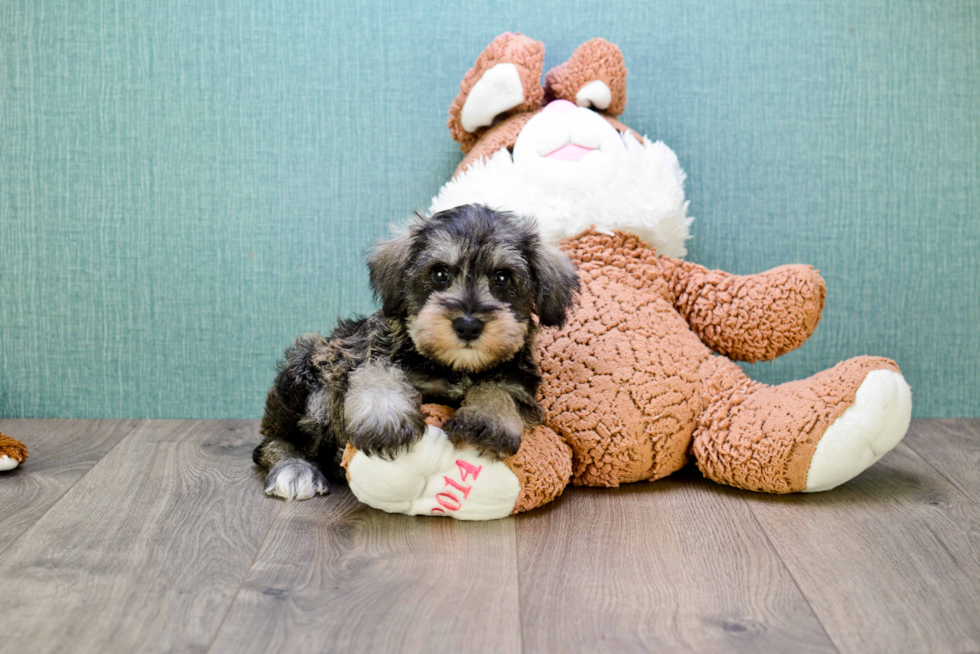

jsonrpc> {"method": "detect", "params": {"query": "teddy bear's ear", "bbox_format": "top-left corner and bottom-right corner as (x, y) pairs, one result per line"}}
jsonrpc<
(447, 33), (545, 153)
(544, 38), (627, 117)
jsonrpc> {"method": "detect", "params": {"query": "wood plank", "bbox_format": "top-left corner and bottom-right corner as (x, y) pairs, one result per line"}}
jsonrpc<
(748, 441), (980, 653)
(0, 420), (280, 654)
(903, 418), (980, 504)
(516, 472), (836, 654)
(209, 485), (522, 654)
(0, 418), (139, 555)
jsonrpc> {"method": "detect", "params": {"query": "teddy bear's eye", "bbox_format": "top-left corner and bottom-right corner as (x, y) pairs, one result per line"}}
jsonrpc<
(493, 270), (511, 288)
(431, 266), (451, 287)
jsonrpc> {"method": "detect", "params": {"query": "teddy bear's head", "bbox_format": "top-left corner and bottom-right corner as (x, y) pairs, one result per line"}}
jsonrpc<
(428, 33), (693, 258)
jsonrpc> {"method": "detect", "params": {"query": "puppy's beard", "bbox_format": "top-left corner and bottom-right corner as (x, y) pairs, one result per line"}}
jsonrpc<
(408, 305), (528, 372)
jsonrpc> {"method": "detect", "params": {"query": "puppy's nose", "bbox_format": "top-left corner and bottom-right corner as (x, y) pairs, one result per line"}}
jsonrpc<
(453, 316), (484, 341)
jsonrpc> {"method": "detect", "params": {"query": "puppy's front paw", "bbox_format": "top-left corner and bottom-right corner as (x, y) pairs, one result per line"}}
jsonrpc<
(445, 408), (522, 460)
(349, 410), (427, 461)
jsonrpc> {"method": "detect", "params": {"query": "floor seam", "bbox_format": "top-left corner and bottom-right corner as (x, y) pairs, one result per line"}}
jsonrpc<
(514, 517), (526, 654)
(899, 440), (980, 509)
(744, 499), (842, 654)
(205, 498), (284, 654)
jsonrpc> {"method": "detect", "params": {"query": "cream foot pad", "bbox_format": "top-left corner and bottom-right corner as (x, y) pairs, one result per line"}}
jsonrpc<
(345, 424), (521, 520)
(805, 370), (913, 492)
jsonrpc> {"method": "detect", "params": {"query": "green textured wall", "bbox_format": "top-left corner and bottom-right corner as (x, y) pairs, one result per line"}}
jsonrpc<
(1, 0), (978, 418)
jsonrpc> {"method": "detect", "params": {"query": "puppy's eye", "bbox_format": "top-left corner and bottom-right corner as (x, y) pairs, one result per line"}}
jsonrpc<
(431, 266), (451, 286)
(493, 270), (511, 288)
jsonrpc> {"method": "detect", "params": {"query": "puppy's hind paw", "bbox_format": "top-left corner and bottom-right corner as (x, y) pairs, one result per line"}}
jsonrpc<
(264, 458), (330, 501)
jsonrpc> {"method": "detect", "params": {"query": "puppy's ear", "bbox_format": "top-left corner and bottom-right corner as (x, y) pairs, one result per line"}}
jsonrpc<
(528, 240), (579, 328)
(367, 228), (413, 318)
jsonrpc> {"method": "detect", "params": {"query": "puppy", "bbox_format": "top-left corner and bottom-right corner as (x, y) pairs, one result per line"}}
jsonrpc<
(253, 204), (579, 500)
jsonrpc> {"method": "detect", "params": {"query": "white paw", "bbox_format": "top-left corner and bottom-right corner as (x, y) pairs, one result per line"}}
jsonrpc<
(347, 425), (520, 520)
(264, 459), (330, 501)
(805, 370), (912, 492)
(0, 455), (19, 472)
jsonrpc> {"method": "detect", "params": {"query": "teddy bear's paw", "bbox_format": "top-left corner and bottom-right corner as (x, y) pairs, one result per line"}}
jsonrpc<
(805, 370), (912, 492)
(346, 424), (521, 520)
(0, 455), (21, 471)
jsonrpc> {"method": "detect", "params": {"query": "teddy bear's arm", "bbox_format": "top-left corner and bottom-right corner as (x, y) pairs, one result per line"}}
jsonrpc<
(659, 256), (826, 362)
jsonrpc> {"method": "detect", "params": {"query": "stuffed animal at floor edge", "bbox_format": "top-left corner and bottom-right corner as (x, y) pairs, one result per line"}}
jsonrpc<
(341, 33), (913, 520)
(0, 432), (28, 472)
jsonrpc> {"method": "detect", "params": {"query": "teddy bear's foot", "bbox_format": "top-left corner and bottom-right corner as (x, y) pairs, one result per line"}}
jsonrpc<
(804, 369), (912, 492)
(344, 423), (522, 520)
(448, 32), (545, 151)
(342, 405), (572, 519)
(693, 356), (911, 493)
(0, 455), (20, 471)
(0, 432), (28, 471)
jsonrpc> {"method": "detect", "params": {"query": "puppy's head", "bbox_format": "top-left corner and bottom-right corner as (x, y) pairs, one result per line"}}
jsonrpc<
(368, 204), (579, 372)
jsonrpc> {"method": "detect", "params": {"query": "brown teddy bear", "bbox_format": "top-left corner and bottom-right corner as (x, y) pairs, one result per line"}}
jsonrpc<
(341, 34), (912, 520)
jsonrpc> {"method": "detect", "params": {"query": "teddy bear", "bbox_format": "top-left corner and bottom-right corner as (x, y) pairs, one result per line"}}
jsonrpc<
(340, 33), (912, 520)
(0, 432), (28, 472)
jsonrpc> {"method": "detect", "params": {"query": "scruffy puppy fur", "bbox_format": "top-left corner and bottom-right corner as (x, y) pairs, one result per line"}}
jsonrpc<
(253, 204), (579, 500)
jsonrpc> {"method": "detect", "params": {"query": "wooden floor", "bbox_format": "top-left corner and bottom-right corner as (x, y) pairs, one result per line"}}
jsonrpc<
(0, 419), (978, 654)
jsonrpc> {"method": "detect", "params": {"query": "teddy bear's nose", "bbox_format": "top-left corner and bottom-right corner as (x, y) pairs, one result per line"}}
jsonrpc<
(543, 99), (577, 115)
(453, 316), (484, 341)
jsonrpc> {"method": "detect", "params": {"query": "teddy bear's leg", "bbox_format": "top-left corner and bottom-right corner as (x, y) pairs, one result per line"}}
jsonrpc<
(505, 425), (574, 513)
(0, 432), (28, 471)
(544, 38), (627, 116)
(447, 33), (545, 153)
(693, 355), (911, 493)
(342, 405), (572, 519)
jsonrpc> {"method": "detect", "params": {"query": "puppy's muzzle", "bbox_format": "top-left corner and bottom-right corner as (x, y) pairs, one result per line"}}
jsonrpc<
(452, 316), (484, 341)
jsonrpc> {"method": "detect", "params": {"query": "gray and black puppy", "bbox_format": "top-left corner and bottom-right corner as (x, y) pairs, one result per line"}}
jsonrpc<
(253, 204), (579, 500)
